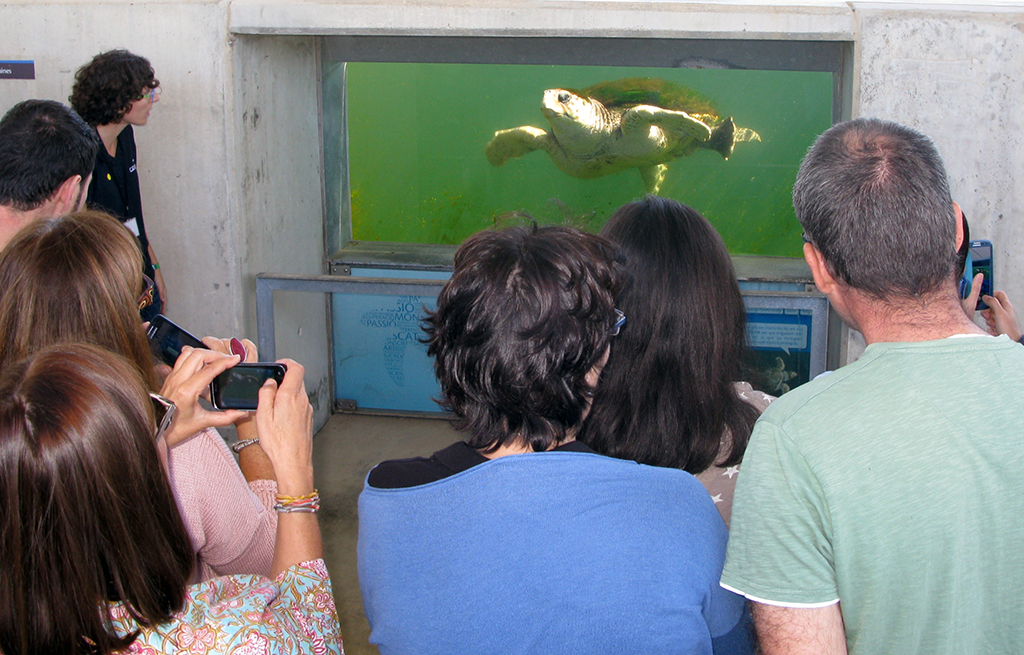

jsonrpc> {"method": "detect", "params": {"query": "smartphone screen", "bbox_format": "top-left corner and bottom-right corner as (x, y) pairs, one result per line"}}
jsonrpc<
(210, 363), (287, 410)
(970, 240), (993, 310)
(146, 315), (205, 366)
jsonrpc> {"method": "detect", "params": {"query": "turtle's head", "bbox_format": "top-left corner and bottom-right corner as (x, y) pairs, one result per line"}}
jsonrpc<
(542, 88), (608, 144)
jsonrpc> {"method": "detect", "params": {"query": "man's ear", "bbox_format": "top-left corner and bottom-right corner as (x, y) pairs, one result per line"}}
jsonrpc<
(804, 242), (838, 296)
(76, 173), (92, 211)
(51, 175), (83, 215)
(953, 201), (965, 250)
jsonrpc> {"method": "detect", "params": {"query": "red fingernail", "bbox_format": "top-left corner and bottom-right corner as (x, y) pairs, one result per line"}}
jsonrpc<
(230, 338), (247, 359)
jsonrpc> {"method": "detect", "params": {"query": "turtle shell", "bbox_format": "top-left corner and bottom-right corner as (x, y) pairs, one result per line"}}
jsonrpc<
(582, 77), (719, 118)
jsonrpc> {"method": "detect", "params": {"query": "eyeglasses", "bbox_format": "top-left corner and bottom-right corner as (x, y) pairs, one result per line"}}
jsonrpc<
(801, 232), (813, 245)
(149, 393), (176, 442)
(138, 275), (155, 310)
(136, 87), (161, 102)
(609, 308), (626, 336)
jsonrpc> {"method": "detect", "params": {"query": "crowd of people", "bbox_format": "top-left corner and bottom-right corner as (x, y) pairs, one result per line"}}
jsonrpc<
(1, 47), (1023, 655)
(0, 52), (340, 655)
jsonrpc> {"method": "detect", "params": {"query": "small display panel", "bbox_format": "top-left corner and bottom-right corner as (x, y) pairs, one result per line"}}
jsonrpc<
(745, 307), (815, 395)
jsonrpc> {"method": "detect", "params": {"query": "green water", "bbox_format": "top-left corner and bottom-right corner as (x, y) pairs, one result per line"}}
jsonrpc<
(338, 62), (832, 257)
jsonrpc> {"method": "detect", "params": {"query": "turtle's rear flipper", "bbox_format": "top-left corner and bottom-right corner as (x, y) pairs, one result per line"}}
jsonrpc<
(734, 127), (761, 143)
(707, 117), (737, 160)
(639, 164), (668, 194)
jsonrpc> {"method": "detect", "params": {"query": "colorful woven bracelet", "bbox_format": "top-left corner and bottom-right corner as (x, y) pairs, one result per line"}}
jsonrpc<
(274, 489), (320, 513)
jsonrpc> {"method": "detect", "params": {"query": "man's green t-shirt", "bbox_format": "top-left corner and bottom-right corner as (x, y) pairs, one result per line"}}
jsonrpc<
(722, 335), (1024, 654)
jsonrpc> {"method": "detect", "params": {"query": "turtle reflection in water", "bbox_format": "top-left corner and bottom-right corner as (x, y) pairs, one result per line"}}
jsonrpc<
(486, 77), (761, 194)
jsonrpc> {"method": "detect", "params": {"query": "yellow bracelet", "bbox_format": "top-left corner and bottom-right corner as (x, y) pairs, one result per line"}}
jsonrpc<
(276, 489), (319, 503)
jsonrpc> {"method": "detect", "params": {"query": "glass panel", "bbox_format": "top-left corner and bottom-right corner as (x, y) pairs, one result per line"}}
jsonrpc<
(331, 291), (443, 413)
(744, 307), (815, 396)
(340, 62), (832, 257)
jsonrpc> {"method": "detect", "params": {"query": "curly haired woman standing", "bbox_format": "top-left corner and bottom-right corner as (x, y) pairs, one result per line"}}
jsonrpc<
(71, 49), (166, 321)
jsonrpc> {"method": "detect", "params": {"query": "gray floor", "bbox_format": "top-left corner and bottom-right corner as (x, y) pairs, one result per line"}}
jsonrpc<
(313, 413), (460, 655)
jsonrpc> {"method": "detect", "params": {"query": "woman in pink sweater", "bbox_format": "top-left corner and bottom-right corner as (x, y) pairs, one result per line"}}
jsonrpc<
(0, 209), (277, 579)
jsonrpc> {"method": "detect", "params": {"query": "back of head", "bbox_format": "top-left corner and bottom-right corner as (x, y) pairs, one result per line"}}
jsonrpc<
(70, 50), (159, 126)
(580, 196), (758, 473)
(793, 118), (957, 299)
(0, 343), (193, 655)
(0, 210), (154, 386)
(0, 100), (99, 211)
(425, 223), (620, 452)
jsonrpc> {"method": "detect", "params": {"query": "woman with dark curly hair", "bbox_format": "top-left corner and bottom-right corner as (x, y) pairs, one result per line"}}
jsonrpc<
(358, 224), (752, 655)
(70, 49), (166, 321)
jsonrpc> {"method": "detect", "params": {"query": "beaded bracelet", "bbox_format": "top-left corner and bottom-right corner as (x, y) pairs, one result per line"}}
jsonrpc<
(274, 489), (321, 514)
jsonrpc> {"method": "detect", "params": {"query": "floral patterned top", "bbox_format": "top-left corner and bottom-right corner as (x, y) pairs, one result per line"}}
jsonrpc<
(111, 559), (343, 655)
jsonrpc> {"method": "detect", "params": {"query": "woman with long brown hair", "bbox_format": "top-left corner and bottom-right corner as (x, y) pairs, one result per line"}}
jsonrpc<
(0, 210), (278, 579)
(579, 196), (774, 527)
(0, 343), (340, 655)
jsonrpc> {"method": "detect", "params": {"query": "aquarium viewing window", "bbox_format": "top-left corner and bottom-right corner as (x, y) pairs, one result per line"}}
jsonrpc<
(322, 35), (847, 260)
(318, 35), (847, 413)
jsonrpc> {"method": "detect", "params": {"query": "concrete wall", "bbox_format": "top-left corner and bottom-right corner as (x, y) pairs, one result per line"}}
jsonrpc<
(3, 1), (238, 335)
(854, 5), (1024, 307)
(2, 0), (1023, 413)
(1, 2), (331, 427)
(231, 34), (331, 424)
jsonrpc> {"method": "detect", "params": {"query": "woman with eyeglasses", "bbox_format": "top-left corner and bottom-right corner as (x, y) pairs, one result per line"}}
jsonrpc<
(71, 49), (166, 321)
(358, 224), (751, 654)
(0, 210), (279, 581)
(579, 195), (775, 528)
(0, 343), (341, 655)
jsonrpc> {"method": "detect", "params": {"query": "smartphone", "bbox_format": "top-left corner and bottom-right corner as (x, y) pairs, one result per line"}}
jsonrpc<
(970, 240), (993, 310)
(210, 363), (287, 410)
(147, 315), (205, 365)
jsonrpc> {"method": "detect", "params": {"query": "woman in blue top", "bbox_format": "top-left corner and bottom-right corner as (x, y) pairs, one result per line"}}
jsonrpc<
(71, 49), (166, 321)
(358, 223), (752, 655)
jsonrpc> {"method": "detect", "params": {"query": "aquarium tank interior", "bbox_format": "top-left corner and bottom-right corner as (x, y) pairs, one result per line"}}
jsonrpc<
(323, 35), (844, 258)
(320, 36), (847, 412)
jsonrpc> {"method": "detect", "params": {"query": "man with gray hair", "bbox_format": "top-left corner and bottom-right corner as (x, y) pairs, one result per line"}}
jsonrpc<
(0, 99), (100, 249)
(721, 118), (1024, 654)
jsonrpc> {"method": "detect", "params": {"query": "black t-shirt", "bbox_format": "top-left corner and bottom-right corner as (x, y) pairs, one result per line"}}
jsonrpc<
(87, 125), (161, 318)
(367, 440), (595, 489)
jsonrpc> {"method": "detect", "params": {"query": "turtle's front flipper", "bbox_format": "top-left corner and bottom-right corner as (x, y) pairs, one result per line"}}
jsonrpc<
(486, 126), (550, 167)
(639, 164), (668, 194)
(622, 105), (713, 141)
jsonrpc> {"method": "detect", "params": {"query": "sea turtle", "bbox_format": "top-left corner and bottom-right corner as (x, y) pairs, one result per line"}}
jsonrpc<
(762, 356), (798, 395)
(485, 77), (761, 194)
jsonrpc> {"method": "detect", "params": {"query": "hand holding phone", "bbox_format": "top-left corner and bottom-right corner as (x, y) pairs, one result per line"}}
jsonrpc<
(253, 359), (314, 490)
(157, 347), (248, 446)
(982, 290), (1023, 342)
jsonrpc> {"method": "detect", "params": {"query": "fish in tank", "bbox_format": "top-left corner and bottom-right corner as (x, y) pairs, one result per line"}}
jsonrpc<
(329, 61), (832, 257)
(485, 77), (761, 194)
